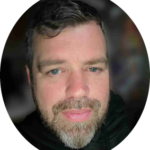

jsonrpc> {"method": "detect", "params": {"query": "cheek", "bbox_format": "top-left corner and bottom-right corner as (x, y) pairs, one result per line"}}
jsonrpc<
(89, 73), (109, 102)
(33, 78), (66, 107)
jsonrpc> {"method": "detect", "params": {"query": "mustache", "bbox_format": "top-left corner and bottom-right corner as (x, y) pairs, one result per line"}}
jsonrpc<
(52, 97), (101, 115)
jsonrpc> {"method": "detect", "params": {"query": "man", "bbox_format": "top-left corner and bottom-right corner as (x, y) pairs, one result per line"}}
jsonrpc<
(16, 0), (132, 149)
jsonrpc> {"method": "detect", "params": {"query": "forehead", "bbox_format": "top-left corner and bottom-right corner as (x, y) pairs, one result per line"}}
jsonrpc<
(33, 21), (106, 63)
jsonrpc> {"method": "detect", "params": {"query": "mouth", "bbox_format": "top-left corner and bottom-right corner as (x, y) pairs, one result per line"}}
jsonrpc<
(62, 108), (92, 122)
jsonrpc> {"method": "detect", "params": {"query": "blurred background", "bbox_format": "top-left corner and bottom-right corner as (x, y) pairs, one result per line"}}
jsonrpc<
(1, 0), (149, 123)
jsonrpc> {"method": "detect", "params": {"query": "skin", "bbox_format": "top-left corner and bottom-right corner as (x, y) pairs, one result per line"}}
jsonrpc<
(26, 21), (109, 125)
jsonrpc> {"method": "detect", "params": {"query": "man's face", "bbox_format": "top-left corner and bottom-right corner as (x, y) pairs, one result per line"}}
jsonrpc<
(27, 21), (109, 149)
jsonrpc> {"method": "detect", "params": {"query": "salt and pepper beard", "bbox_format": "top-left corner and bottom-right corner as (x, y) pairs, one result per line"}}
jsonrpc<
(31, 82), (109, 149)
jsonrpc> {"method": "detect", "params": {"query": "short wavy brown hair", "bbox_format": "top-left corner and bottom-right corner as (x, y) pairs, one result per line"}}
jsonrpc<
(26, 0), (107, 73)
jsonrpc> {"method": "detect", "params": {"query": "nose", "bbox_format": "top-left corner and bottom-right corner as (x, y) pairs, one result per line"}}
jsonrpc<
(65, 71), (90, 99)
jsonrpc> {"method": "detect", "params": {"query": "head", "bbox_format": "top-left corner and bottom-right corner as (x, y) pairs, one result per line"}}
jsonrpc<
(26, 0), (110, 149)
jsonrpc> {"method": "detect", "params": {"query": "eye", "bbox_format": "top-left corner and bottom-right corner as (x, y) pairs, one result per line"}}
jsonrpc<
(49, 69), (61, 75)
(89, 67), (101, 72)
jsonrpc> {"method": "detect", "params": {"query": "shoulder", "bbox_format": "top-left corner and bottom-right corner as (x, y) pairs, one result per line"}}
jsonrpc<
(15, 111), (45, 135)
(107, 91), (144, 132)
(106, 91), (143, 148)
(15, 111), (42, 148)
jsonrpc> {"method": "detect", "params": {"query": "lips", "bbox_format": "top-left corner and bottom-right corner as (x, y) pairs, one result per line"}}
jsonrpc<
(62, 109), (92, 122)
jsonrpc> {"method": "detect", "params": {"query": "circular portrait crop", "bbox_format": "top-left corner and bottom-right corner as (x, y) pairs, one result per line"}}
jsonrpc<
(0, 0), (149, 150)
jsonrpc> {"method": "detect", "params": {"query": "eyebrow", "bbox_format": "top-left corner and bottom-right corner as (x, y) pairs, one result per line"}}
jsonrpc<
(37, 57), (108, 71)
(83, 58), (108, 66)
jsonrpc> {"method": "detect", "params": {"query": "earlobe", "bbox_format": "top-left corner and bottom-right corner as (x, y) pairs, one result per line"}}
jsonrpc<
(26, 65), (31, 86)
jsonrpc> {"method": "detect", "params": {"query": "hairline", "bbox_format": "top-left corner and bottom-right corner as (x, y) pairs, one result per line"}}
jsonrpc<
(29, 22), (108, 79)
(32, 20), (107, 60)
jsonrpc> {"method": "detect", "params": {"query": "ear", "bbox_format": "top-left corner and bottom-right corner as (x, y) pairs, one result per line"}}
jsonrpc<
(25, 65), (31, 86)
